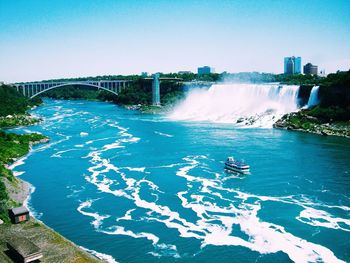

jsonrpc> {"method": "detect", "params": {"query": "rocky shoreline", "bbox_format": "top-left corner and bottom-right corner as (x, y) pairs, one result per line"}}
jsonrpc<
(273, 111), (350, 138)
(124, 103), (169, 114)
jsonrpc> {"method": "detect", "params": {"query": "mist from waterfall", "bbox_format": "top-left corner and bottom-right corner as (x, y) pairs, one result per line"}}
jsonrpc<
(168, 83), (300, 128)
(307, 86), (320, 108)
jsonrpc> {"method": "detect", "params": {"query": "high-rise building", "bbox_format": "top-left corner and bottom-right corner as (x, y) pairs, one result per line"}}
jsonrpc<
(285, 58), (294, 75)
(198, 66), (215, 75)
(303, 63), (318, 75)
(284, 56), (301, 74)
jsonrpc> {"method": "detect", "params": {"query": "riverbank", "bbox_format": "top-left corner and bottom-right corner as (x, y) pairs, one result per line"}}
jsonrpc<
(273, 110), (350, 138)
(0, 121), (103, 262)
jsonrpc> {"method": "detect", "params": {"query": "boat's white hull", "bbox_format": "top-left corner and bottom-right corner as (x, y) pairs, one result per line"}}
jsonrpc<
(224, 165), (250, 173)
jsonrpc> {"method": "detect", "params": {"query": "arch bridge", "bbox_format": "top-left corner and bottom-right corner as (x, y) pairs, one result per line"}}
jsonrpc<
(11, 80), (132, 99)
(10, 75), (183, 105)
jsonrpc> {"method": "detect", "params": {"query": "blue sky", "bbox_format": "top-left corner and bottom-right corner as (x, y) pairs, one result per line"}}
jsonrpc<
(0, 0), (349, 82)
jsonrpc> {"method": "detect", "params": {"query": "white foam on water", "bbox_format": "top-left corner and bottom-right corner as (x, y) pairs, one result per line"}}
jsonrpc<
(82, 127), (187, 258)
(151, 163), (183, 169)
(80, 120), (348, 262)
(23, 186), (43, 219)
(151, 243), (181, 258)
(108, 123), (121, 128)
(120, 137), (140, 143)
(109, 124), (135, 138)
(99, 127), (139, 151)
(32, 134), (71, 153)
(116, 209), (136, 222)
(23, 184), (34, 211)
(13, 171), (25, 176)
(101, 225), (180, 258)
(297, 207), (350, 232)
(123, 167), (148, 173)
(154, 131), (174, 137)
(77, 199), (110, 228)
(82, 149), (348, 262)
(102, 225), (159, 244)
(85, 136), (118, 145)
(85, 157), (132, 199)
(84, 130), (141, 200)
(78, 192), (179, 256)
(102, 142), (125, 150)
(171, 155), (346, 263)
(80, 246), (119, 263)
(66, 185), (85, 198)
(86, 116), (100, 124)
(47, 111), (82, 122)
(168, 83), (300, 127)
(7, 155), (28, 176)
(23, 129), (34, 133)
(51, 148), (80, 158)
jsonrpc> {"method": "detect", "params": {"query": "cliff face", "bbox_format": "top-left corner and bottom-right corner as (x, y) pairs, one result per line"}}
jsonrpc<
(297, 85), (313, 107)
(319, 85), (350, 108)
(296, 84), (350, 109)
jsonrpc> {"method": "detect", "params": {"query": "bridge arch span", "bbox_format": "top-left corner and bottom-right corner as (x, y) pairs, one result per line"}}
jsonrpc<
(30, 82), (119, 99)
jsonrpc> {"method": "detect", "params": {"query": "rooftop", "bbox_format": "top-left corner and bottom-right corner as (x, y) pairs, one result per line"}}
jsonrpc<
(7, 236), (41, 258)
(10, 207), (29, 216)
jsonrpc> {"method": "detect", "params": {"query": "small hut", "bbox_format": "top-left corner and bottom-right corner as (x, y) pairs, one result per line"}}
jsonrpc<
(9, 207), (30, 224)
(7, 237), (43, 263)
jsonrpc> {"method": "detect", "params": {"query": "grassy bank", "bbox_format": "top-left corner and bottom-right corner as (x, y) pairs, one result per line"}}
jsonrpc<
(0, 131), (48, 222)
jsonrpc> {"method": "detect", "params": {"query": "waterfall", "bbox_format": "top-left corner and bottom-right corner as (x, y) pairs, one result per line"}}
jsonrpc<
(168, 83), (300, 128)
(307, 86), (320, 108)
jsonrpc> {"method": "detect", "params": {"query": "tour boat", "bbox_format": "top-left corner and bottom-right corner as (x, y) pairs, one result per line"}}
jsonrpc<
(224, 157), (250, 173)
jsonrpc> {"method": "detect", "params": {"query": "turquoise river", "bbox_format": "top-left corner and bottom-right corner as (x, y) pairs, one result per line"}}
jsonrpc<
(10, 98), (350, 263)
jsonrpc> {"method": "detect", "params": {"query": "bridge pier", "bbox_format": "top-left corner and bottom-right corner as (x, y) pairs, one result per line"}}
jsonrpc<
(152, 73), (160, 106)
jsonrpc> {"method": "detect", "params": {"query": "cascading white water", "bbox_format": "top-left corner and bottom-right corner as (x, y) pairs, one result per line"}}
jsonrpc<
(168, 83), (300, 128)
(307, 86), (319, 108)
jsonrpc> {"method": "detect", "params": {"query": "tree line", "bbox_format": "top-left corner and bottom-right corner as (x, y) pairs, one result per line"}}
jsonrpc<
(0, 85), (42, 117)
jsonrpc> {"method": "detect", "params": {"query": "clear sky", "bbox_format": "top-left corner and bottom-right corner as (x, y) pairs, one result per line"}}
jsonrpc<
(0, 0), (349, 82)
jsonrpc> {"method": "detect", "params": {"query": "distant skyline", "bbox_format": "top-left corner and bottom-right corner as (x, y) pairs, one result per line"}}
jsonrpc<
(1, 0), (350, 83)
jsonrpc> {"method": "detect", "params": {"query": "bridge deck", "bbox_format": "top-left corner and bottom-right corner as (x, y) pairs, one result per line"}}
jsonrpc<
(10, 80), (133, 98)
